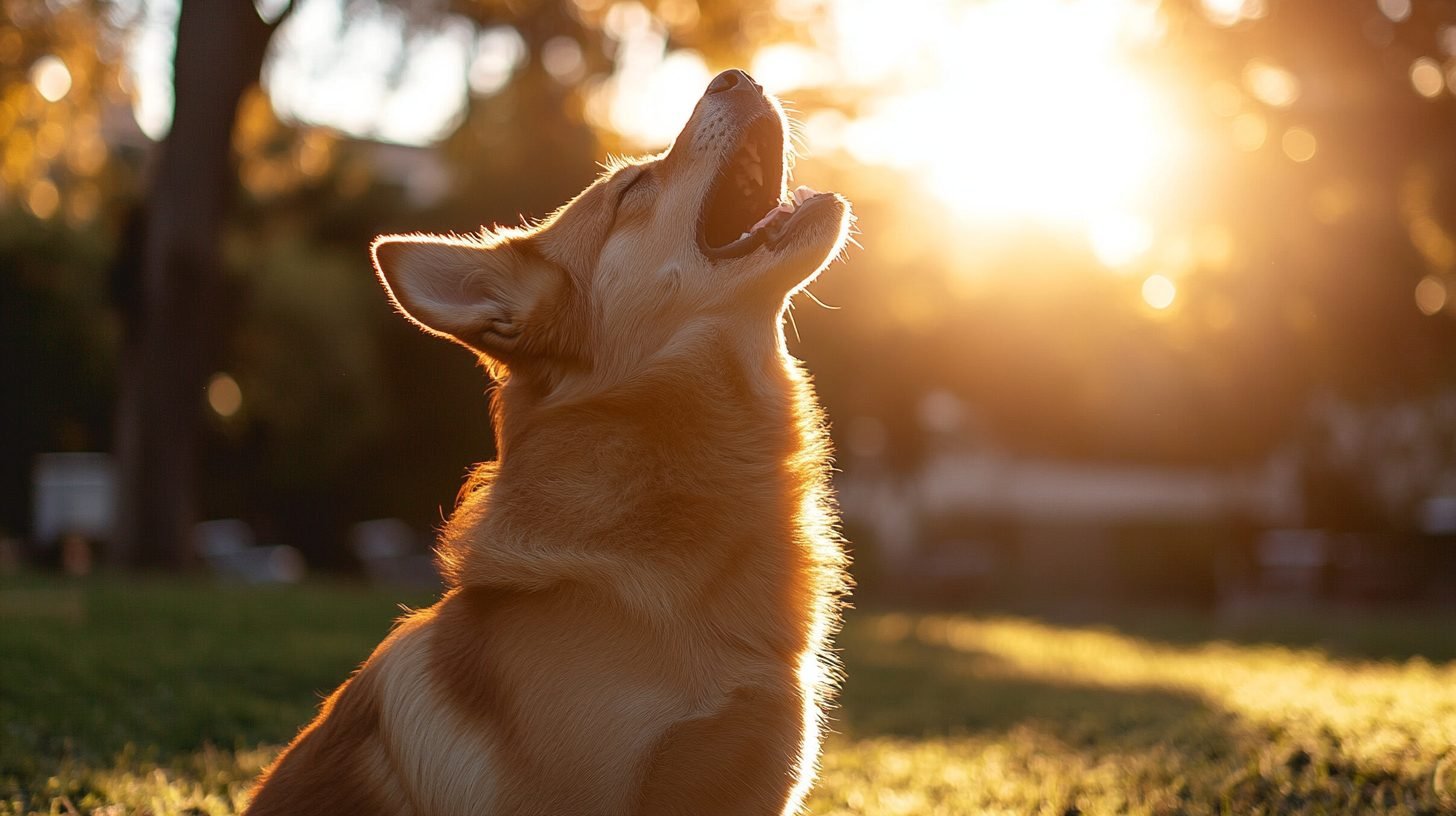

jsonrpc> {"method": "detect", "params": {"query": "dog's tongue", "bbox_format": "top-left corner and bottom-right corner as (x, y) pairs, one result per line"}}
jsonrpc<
(750, 204), (794, 233)
(749, 186), (822, 233)
(791, 185), (819, 204)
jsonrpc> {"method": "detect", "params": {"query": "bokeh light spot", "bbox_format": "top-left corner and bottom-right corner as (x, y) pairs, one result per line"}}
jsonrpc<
(27, 179), (59, 220)
(918, 390), (966, 435)
(1142, 274), (1177, 309)
(207, 373), (244, 418)
(1377, 0), (1411, 23)
(1415, 276), (1447, 315)
(1410, 58), (1445, 98)
(254, 0), (290, 22)
(603, 1), (653, 41)
(542, 36), (586, 84)
(1201, 0), (1265, 27)
(294, 129), (333, 178)
(30, 55), (72, 103)
(1281, 127), (1317, 162)
(656, 0), (699, 29)
(34, 122), (65, 160)
(469, 27), (526, 96)
(1243, 59), (1300, 108)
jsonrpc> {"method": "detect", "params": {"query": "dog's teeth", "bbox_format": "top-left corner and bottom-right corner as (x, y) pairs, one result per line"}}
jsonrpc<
(739, 152), (762, 184)
(749, 203), (794, 233)
(739, 231), (751, 241)
(746, 143), (759, 163)
(736, 171), (753, 196)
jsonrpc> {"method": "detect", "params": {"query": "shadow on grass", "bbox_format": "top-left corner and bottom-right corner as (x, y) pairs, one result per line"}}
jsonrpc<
(871, 599), (1456, 664)
(5, 579), (1453, 814)
(836, 613), (1237, 753)
(1061, 606), (1456, 665)
(0, 577), (436, 776)
(832, 608), (1456, 814)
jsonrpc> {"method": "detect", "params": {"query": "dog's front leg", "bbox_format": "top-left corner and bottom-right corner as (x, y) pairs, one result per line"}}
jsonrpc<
(634, 685), (807, 816)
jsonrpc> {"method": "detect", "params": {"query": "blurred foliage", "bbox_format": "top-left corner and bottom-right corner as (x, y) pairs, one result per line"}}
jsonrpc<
(0, 214), (118, 535)
(0, 0), (135, 225)
(223, 235), (386, 488)
(791, 0), (1456, 469)
(3, 0), (1456, 553)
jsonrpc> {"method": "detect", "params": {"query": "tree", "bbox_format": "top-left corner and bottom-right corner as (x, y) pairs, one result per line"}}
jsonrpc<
(112, 1), (290, 568)
(111, 0), (777, 568)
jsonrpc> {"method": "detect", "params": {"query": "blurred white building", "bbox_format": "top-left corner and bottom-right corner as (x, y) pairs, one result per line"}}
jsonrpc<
(839, 390), (1456, 607)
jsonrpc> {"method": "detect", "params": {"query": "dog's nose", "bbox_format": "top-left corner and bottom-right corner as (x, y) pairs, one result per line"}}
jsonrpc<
(706, 69), (760, 95)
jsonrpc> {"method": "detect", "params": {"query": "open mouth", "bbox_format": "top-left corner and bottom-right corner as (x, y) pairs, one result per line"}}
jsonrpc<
(697, 115), (835, 260)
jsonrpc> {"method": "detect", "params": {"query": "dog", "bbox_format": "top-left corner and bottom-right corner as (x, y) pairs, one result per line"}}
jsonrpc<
(244, 68), (853, 816)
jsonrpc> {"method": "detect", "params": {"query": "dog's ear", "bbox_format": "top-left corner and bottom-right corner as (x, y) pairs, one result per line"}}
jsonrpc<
(372, 232), (568, 361)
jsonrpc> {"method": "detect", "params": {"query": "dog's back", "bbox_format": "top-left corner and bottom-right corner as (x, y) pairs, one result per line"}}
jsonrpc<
(247, 68), (853, 815)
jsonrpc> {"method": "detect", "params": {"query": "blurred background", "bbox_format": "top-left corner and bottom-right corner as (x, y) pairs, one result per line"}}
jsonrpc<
(5, 0), (1456, 614)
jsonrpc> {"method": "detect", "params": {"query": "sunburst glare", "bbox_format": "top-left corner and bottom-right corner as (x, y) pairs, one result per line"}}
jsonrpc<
(833, 0), (1188, 226)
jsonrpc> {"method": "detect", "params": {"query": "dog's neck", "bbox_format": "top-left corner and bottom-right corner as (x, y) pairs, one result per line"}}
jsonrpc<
(437, 335), (835, 622)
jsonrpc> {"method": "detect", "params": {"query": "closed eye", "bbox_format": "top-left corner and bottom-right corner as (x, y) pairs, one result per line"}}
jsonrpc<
(617, 168), (651, 206)
(610, 168), (653, 229)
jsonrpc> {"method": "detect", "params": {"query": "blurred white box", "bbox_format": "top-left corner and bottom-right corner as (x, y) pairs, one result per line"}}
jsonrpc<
(32, 452), (115, 545)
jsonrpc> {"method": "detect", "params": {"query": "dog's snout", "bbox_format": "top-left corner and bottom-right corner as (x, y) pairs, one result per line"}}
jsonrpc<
(706, 69), (761, 96)
(706, 69), (743, 94)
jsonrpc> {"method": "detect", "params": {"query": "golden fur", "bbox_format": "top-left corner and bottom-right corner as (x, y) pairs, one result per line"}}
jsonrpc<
(245, 70), (853, 816)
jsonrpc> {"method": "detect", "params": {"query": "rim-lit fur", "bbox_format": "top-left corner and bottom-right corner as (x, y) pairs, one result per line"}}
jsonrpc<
(245, 76), (853, 816)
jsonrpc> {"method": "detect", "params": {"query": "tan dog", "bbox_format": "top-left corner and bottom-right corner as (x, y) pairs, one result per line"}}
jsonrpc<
(244, 69), (853, 816)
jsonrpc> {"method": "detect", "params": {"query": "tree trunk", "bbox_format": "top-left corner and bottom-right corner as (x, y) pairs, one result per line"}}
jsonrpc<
(113, 1), (279, 569)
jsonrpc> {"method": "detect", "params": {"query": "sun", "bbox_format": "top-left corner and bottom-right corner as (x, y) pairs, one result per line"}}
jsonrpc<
(569, 0), (1189, 250)
(833, 0), (1188, 230)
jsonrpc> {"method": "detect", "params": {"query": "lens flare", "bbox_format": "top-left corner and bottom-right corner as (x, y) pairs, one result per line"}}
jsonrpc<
(207, 373), (244, 418)
(1243, 59), (1300, 108)
(1415, 276), (1447, 316)
(1410, 58), (1445, 99)
(1142, 274), (1177, 309)
(30, 55), (71, 103)
(832, 0), (1186, 225)
(1281, 127), (1317, 162)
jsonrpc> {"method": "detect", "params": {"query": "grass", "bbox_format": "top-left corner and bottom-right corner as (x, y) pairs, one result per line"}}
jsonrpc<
(3, 578), (1455, 815)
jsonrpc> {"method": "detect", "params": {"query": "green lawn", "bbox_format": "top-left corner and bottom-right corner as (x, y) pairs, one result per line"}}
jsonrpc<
(3, 577), (1455, 815)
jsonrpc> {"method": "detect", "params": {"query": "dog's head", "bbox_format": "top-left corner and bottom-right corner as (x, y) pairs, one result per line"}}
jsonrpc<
(372, 69), (853, 388)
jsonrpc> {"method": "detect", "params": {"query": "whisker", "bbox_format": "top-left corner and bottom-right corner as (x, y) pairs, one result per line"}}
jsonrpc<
(801, 288), (841, 310)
